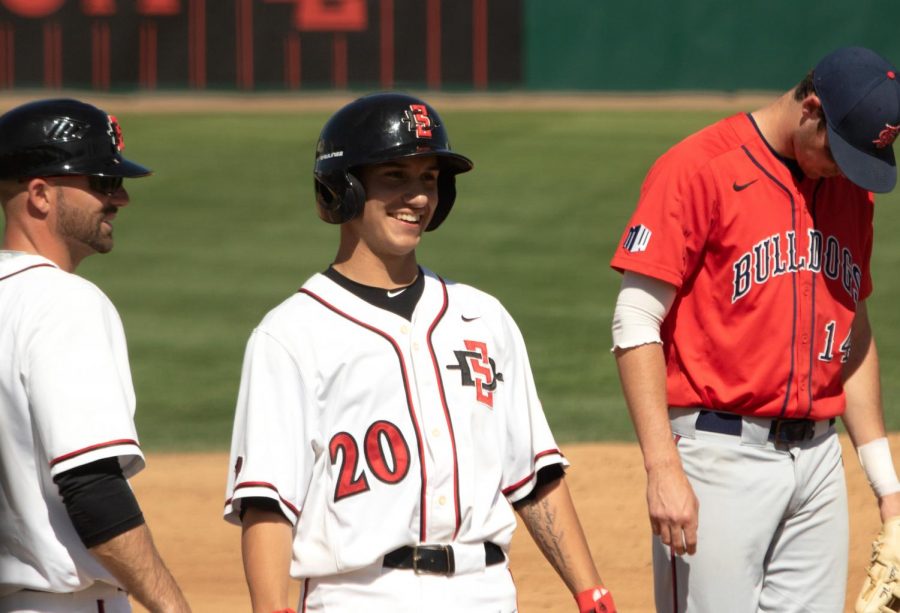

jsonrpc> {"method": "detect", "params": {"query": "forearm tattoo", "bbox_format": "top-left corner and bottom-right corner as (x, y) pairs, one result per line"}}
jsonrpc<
(519, 495), (571, 578)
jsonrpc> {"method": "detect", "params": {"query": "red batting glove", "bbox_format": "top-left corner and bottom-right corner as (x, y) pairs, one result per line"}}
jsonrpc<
(575, 586), (617, 613)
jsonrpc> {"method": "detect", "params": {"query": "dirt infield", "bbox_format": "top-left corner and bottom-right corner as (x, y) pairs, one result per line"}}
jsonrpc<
(129, 433), (894, 612)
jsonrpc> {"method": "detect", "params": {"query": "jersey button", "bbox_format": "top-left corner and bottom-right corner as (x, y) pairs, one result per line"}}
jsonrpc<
(413, 342), (420, 351)
(431, 428), (441, 437)
(400, 325), (410, 335)
(801, 334), (809, 343)
(438, 496), (447, 506)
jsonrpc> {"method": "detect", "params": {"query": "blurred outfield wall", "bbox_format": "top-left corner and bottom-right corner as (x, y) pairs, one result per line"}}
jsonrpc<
(0, 0), (898, 93)
(526, 0), (900, 91)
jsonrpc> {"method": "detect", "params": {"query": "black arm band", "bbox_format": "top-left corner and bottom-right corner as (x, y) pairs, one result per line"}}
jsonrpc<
(54, 457), (145, 549)
(512, 463), (566, 509)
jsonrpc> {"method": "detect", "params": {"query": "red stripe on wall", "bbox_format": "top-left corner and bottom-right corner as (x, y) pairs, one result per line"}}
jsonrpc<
(91, 21), (111, 90)
(236, 0), (253, 89)
(235, 0), (243, 88)
(102, 22), (111, 89)
(379, 0), (393, 89)
(138, 22), (147, 86)
(139, 21), (159, 89)
(426, 0), (441, 89)
(189, 0), (207, 88)
(284, 31), (300, 89)
(148, 20), (157, 89)
(43, 22), (62, 89)
(333, 32), (347, 89)
(472, 0), (487, 89)
(55, 22), (62, 87)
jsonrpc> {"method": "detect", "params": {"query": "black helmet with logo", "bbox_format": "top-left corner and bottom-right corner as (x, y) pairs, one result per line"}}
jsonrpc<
(0, 98), (151, 180)
(314, 92), (473, 231)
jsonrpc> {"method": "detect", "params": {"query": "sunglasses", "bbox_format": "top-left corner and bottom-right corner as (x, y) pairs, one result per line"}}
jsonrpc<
(22, 175), (124, 196)
(87, 175), (124, 196)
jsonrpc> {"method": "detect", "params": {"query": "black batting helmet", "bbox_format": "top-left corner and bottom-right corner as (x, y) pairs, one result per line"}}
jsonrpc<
(0, 98), (151, 180)
(314, 92), (473, 231)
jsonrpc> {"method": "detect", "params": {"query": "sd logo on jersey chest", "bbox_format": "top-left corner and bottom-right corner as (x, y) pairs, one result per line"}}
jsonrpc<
(445, 340), (504, 408)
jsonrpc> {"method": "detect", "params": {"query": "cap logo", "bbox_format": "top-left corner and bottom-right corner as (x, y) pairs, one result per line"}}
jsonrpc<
(402, 104), (432, 139)
(107, 115), (124, 152)
(873, 123), (900, 149)
(44, 117), (89, 142)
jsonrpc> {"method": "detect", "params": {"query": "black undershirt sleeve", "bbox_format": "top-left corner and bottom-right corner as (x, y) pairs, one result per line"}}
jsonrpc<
(240, 496), (288, 522)
(512, 464), (566, 509)
(53, 457), (145, 549)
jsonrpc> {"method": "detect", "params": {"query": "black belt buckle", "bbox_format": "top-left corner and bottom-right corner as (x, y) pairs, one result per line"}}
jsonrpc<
(769, 418), (814, 443)
(412, 544), (455, 576)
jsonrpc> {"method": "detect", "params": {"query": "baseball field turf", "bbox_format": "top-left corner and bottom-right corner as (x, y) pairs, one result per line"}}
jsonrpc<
(31, 105), (900, 450)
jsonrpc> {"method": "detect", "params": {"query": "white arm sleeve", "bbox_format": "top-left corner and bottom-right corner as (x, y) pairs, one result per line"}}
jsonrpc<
(611, 271), (677, 351)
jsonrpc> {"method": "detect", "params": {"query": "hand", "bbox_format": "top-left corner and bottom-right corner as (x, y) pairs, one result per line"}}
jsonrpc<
(855, 516), (900, 612)
(646, 461), (698, 556)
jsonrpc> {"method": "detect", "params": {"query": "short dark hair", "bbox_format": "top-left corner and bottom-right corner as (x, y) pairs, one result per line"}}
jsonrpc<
(794, 70), (816, 101)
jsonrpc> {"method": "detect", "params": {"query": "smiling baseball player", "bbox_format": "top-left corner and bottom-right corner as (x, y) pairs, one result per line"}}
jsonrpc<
(0, 99), (190, 612)
(611, 47), (900, 612)
(223, 92), (616, 613)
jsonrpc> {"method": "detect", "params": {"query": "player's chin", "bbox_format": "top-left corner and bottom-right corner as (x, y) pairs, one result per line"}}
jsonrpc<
(90, 236), (115, 254)
(385, 233), (422, 256)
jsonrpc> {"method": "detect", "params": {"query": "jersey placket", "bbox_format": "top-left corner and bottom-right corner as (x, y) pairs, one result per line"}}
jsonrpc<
(406, 289), (460, 543)
(792, 182), (819, 418)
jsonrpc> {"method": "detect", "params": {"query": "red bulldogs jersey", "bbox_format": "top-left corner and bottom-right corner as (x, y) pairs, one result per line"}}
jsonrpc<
(611, 113), (874, 420)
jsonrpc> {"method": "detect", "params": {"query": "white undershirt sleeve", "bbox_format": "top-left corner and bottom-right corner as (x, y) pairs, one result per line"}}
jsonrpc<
(611, 271), (678, 351)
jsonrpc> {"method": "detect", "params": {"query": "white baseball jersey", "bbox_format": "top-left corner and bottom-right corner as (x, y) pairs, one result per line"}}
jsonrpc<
(224, 267), (566, 578)
(0, 251), (144, 597)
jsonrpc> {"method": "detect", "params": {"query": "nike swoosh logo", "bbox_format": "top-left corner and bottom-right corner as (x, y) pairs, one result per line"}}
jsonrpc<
(387, 289), (406, 298)
(732, 179), (758, 192)
(461, 315), (480, 322)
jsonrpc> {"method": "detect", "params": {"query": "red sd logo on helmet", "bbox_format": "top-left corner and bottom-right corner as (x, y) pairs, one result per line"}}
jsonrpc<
(107, 115), (125, 152)
(403, 104), (432, 138)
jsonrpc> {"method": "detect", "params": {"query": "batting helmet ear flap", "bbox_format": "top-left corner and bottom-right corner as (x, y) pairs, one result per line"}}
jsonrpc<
(426, 173), (457, 231)
(314, 169), (367, 224)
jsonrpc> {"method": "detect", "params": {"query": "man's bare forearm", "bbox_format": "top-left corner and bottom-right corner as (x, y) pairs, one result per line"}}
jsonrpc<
(90, 523), (191, 612)
(515, 476), (603, 595)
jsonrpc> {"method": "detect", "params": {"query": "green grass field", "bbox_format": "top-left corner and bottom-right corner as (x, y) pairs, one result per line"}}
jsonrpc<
(20, 106), (900, 450)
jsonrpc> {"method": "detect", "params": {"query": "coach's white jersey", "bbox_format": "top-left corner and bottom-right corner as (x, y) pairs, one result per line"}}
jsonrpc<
(0, 252), (144, 597)
(224, 268), (566, 578)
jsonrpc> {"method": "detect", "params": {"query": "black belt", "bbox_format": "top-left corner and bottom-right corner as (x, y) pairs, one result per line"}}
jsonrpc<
(695, 409), (835, 443)
(383, 542), (504, 575)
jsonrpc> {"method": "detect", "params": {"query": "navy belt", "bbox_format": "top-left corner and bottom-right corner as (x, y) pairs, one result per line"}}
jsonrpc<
(383, 542), (504, 575)
(695, 409), (835, 443)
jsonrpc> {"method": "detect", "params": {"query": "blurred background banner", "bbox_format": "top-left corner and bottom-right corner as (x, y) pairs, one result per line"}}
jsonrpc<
(0, 0), (522, 91)
(1, 0), (899, 94)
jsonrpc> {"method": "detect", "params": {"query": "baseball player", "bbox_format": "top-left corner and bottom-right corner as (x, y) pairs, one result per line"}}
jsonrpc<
(610, 46), (900, 612)
(0, 99), (191, 612)
(223, 92), (617, 613)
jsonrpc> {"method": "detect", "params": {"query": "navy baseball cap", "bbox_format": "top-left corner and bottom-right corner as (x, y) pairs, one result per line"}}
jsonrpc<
(814, 46), (900, 193)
